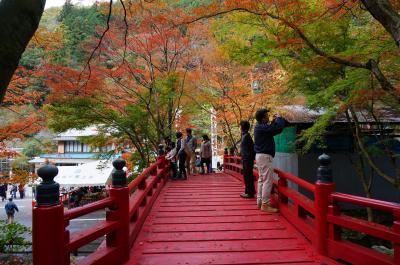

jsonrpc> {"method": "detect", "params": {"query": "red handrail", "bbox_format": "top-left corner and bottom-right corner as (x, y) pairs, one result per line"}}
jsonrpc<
(33, 156), (170, 265)
(64, 197), (115, 221)
(274, 168), (315, 192)
(128, 161), (159, 192)
(331, 192), (399, 212)
(224, 154), (400, 265)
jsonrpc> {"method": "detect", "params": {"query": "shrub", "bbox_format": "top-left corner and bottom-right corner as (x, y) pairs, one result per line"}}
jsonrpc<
(0, 221), (31, 253)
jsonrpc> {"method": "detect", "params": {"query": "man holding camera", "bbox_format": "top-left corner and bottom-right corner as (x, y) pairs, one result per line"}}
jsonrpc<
(254, 108), (287, 213)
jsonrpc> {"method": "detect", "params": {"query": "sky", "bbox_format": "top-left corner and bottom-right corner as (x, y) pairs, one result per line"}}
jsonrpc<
(45, 0), (107, 9)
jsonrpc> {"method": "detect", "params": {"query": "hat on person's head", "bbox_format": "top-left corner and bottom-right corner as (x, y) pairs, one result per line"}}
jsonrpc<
(255, 108), (269, 122)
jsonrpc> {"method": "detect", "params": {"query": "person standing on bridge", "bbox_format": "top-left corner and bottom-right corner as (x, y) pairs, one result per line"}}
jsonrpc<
(165, 142), (178, 180)
(185, 128), (197, 175)
(200, 134), (212, 174)
(176, 132), (187, 180)
(239, 120), (256, 198)
(254, 108), (286, 213)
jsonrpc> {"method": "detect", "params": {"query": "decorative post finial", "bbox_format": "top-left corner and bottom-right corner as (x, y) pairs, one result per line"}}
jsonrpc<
(317, 153), (332, 183)
(158, 144), (165, 156)
(112, 158), (127, 187)
(36, 164), (60, 206)
(224, 148), (228, 155)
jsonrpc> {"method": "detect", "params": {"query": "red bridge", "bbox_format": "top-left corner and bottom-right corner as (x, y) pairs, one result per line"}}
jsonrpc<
(32, 154), (399, 265)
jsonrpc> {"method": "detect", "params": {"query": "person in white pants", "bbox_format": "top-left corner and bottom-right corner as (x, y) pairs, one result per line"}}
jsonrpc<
(253, 108), (287, 213)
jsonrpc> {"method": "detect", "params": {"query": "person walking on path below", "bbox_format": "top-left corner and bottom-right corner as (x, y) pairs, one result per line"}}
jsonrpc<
(239, 120), (256, 198)
(18, 184), (24, 199)
(185, 128), (197, 175)
(200, 135), (212, 174)
(0, 184), (7, 202)
(11, 185), (17, 199)
(5, 198), (19, 224)
(176, 132), (187, 180)
(254, 108), (287, 213)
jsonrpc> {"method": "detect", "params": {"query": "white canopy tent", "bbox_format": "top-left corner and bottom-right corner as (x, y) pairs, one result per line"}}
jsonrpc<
(54, 160), (113, 187)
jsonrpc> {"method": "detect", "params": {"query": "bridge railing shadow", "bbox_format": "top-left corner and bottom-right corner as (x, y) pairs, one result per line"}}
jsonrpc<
(223, 153), (399, 265)
(32, 154), (170, 265)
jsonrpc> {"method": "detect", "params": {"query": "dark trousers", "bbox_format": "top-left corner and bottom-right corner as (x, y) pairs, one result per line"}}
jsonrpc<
(200, 157), (211, 174)
(242, 159), (255, 196)
(170, 162), (177, 179)
(177, 153), (187, 179)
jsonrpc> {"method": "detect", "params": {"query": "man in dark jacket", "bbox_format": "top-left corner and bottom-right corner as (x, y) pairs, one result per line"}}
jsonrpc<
(254, 108), (286, 212)
(239, 120), (256, 198)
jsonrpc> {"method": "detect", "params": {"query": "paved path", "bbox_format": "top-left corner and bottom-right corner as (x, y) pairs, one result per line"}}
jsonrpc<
(127, 173), (338, 265)
(0, 195), (105, 252)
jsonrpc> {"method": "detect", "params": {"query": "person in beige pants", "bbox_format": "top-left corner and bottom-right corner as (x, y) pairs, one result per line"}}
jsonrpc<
(253, 108), (286, 213)
(185, 128), (197, 175)
(256, 153), (274, 207)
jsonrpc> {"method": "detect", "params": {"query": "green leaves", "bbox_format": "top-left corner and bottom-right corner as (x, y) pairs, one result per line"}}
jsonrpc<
(297, 109), (336, 153)
(0, 221), (31, 253)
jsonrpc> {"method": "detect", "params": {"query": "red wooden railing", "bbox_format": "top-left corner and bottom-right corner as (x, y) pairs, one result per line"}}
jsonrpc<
(223, 154), (400, 265)
(32, 156), (170, 265)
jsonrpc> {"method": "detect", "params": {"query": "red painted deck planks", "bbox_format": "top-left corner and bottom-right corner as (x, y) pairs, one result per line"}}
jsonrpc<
(126, 173), (338, 265)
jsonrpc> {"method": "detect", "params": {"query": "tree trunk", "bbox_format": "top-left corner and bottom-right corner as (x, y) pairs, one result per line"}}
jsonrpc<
(0, 0), (46, 103)
(345, 111), (374, 222)
(361, 0), (400, 48)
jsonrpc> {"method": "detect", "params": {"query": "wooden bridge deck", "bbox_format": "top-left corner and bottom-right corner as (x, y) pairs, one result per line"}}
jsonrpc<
(126, 173), (338, 265)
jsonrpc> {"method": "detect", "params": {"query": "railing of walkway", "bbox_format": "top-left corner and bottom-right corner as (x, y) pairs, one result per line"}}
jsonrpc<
(32, 152), (170, 265)
(224, 152), (399, 265)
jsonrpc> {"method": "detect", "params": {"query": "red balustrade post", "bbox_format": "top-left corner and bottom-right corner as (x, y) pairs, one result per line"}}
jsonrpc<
(33, 164), (67, 265)
(394, 208), (400, 264)
(107, 158), (130, 262)
(314, 154), (335, 256)
(277, 176), (288, 205)
(328, 204), (341, 241)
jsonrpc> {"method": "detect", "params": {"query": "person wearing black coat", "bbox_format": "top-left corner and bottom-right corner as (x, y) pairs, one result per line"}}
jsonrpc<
(176, 131), (187, 180)
(239, 120), (256, 198)
(254, 108), (287, 213)
(0, 184), (7, 202)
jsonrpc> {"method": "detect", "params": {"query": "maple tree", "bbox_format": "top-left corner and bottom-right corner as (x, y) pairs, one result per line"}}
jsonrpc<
(180, 0), (400, 103)
(188, 42), (288, 152)
(44, 3), (193, 166)
(0, 67), (45, 158)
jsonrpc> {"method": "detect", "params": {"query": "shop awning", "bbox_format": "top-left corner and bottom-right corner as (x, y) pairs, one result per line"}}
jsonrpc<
(53, 160), (113, 187)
